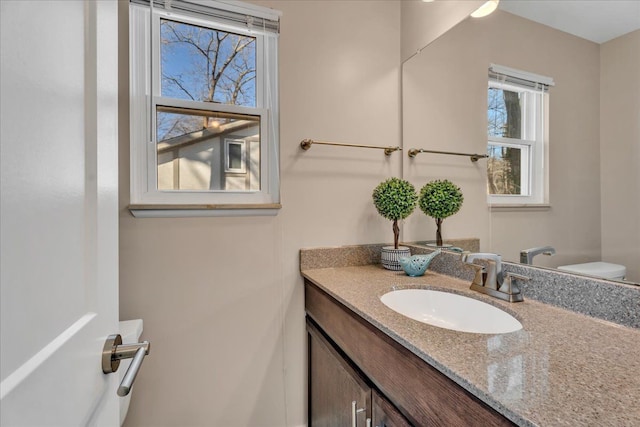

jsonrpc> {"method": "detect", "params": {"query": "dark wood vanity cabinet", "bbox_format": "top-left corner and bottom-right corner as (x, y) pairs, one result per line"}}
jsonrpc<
(372, 389), (412, 427)
(308, 319), (410, 427)
(305, 280), (515, 427)
(308, 320), (370, 426)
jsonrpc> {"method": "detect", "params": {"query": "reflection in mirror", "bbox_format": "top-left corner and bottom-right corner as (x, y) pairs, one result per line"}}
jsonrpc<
(487, 65), (550, 206)
(402, 1), (639, 284)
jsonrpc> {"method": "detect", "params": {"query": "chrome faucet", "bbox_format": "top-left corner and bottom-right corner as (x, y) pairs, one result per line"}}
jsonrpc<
(520, 246), (556, 264)
(461, 252), (529, 303)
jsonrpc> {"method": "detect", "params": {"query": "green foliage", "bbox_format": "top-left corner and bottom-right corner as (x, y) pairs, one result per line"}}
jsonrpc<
(419, 180), (464, 220)
(372, 178), (418, 221)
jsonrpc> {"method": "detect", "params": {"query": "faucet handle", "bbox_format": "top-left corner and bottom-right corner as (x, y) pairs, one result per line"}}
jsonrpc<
(498, 272), (530, 295)
(505, 272), (529, 282)
(460, 252), (486, 287)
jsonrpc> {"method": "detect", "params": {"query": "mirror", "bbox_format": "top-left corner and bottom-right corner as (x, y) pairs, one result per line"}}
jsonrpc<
(402, 1), (640, 284)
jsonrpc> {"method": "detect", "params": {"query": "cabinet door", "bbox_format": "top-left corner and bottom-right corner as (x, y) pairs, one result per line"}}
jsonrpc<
(308, 319), (371, 427)
(372, 389), (412, 427)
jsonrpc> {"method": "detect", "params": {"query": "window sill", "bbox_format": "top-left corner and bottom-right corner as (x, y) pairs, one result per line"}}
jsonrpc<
(128, 203), (282, 218)
(489, 204), (551, 212)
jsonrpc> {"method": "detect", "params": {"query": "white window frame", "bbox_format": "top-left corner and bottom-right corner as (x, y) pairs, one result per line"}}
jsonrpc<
(487, 78), (549, 206)
(129, 1), (280, 216)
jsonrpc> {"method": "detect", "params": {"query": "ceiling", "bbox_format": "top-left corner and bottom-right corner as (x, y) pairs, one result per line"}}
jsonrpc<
(499, 0), (640, 44)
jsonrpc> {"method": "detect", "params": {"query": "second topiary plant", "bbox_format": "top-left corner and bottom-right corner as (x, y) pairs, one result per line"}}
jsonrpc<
(372, 177), (418, 270)
(419, 179), (464, 247)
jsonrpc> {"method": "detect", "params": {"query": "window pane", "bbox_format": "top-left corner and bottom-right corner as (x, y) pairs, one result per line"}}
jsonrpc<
(156, 107), (260, 191)
(487, 144), (527, 195)
(488, 88), (522, 139)
(228, 143), (242, 170)
(160, 19), (256, 107)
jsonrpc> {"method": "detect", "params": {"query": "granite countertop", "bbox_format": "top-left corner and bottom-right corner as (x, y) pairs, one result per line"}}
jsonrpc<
(302, 263), (640, 426)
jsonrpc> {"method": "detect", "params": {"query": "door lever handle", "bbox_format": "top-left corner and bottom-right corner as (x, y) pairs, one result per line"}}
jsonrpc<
(117, 346), (146, 396)
(102, 334), (150, 396)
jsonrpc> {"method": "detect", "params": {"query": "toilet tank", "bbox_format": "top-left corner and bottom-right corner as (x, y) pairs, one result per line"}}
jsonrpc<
(557, 262), (626, 280)
(118, 319), (144, 426)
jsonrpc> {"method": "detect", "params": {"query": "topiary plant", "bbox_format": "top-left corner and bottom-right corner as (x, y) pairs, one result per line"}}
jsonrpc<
(372, 178), (418, 249)
(419, 179), (464, 247)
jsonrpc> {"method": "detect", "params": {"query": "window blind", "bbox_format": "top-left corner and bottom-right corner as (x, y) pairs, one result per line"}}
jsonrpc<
(489, 63), (554, 92)
(130, 0), (280, 33)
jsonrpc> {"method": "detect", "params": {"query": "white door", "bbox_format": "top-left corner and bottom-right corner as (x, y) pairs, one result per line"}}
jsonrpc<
(1, 0), (120, 425)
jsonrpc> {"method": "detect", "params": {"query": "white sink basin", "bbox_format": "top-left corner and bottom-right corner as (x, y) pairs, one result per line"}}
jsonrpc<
(380, 289), (522, 334)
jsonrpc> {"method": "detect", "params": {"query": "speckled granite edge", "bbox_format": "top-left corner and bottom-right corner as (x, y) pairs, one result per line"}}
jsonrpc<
(299, 239), (479, 271)
(300, 243), (640, 329)
(503, 262), (640, 329)
(300, 243), (387, 270)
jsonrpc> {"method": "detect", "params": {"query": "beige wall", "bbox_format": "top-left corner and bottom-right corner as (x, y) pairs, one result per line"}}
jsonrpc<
(119, 1), (401, 426)
(402, 10), (603, 266)
(600, 30), (640, 282)
(400, 0), (483, 63)
(402, 34), (491, 249)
